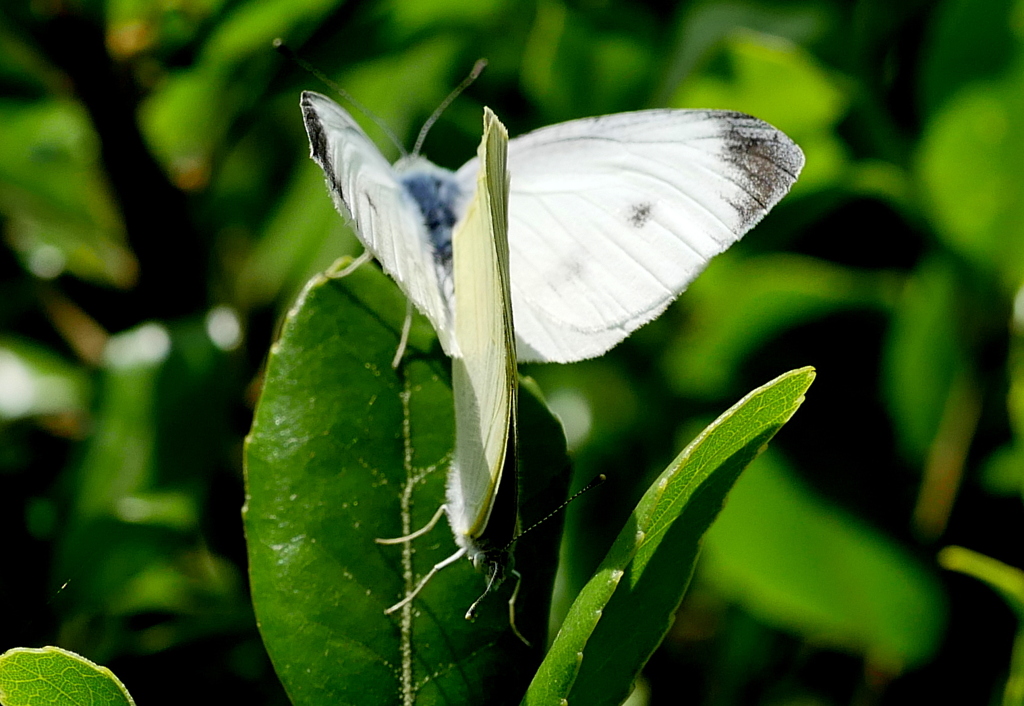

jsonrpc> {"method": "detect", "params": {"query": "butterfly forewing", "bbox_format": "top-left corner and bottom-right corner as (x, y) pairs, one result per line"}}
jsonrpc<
(455, 109), (804, 363)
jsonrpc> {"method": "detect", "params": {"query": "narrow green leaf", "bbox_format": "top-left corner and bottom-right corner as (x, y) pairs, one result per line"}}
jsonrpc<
(0, 337), (89, 420)
(883, 256), (966, 463)
(0, 646), (135, 706)
(524, 367), (815, 706)
(939, 546), (1024, 617)
(244, 260), (568, 706)
(939, 548), (1024, 706)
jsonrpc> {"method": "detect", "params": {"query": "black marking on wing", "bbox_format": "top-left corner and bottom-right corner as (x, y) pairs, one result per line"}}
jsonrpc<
(400, 172), (460, 269)
(300, 92), (344, 203)
(629, 202), (653, 228)
(716, 111), (803, 231)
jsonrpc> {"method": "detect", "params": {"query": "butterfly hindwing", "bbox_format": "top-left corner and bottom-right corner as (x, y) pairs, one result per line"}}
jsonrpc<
(301, 91), (455, 353)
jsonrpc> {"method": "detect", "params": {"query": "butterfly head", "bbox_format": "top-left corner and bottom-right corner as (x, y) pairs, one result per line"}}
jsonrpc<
(464, 541), (514, 621)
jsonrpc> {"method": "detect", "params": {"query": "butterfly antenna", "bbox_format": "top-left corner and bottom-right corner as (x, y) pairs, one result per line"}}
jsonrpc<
(274, 38), (407, 157)
(411, 58), (488, 158)
(505, 473), (606, 550)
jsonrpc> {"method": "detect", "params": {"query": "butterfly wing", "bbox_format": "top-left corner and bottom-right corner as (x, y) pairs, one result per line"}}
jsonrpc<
(447, 108), (516, 542)
(301, 91), (455, 353)
(455, 109), (805, 363)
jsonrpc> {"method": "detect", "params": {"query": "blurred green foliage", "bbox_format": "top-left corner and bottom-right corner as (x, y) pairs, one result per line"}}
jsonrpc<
(2, 0), (1024, 703)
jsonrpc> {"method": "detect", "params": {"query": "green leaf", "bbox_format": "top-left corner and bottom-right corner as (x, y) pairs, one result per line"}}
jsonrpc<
(939, 547), (1024, 706)
(882, 256), (966, 462)
(244, 260), (569, 706)
(138, 0), (342, 181)
(939, 546), (1024, 617)
(0, 99), (134, 286)
(236, 162), (358, 310)
(524, 366), (815, 706)
(199, 0), (340, 67)
(0, 646), (135, 706)
(664, 252), (893, 399)
(917, 51), (1024, 285)
(918, 0), (1019, 118)
(55, 321), (244, 644)
(656, 2), (832, 106)
(0, 337), (89, 420)
(703, 452), (946, 670)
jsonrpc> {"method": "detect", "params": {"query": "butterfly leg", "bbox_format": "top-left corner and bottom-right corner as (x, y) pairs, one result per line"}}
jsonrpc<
(391, 298), (414, 368)
(507, 569), (530, 647)
(383, 546), (467, 615)
(464, 568), (500, 623)
(464, 566), (530, 646)
(326, 249), (372, 278)
(375, 504), (447, 545)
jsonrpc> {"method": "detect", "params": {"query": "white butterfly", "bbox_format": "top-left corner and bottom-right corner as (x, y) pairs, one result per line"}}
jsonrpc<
(376, 107), (526, 641)
(300, 91), (804, 363)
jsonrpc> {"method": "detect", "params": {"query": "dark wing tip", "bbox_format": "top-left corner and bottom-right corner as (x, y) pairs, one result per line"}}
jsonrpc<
(715, 112), (805, 232)
(300, 94), (327, 156)
(298, 92), (342, 198)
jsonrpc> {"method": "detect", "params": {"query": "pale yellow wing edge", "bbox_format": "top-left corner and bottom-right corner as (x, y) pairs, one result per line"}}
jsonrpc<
(447, 108), (515, 540)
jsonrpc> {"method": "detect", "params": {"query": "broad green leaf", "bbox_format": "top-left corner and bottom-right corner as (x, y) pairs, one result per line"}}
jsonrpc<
(55, 321), (243, 643)
(0, 646), (135, 706)
(917, 52), (1024, 286)
(244, 260), (569, 706)
(918, 0), (1019, 118)
(524, 366), (815, 706)
(704, 452), (946, 670)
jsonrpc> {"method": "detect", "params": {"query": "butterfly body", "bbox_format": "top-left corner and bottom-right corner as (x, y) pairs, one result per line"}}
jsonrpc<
(393, 158), (465, 302)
